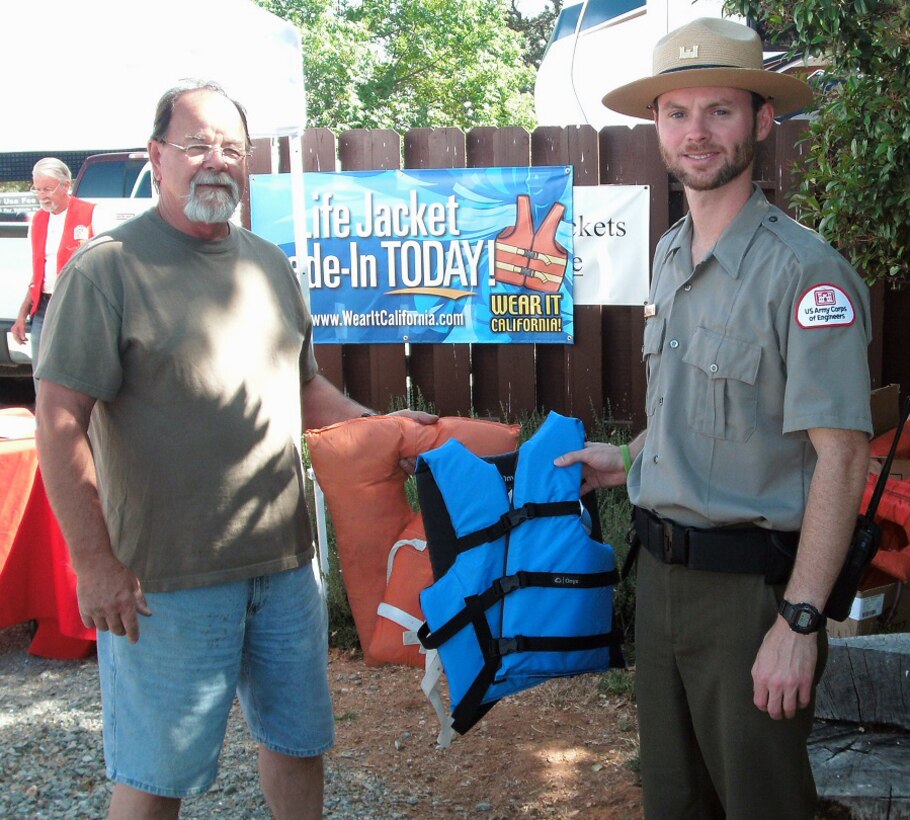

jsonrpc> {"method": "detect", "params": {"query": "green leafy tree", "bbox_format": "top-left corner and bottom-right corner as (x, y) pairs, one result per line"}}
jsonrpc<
(726, 0), (910, 286)
(257, 0), (537, 131)
(506, 0), (563, 75)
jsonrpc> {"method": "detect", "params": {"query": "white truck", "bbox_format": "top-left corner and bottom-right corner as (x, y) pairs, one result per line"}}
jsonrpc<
(0, 152), (155, 377)
(534, 0), (816, 128)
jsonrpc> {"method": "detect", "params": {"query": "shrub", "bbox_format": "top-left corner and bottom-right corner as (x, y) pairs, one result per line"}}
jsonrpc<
(725, 0), (910, 287)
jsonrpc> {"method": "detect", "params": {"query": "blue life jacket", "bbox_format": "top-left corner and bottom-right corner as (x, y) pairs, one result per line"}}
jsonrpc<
(416, 411), (623, 735)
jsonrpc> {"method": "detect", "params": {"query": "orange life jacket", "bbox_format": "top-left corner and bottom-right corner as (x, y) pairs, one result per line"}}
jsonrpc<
(306, 415), (520, 667)
(863, 472), (910, 583)
(493, 194), (568, 293)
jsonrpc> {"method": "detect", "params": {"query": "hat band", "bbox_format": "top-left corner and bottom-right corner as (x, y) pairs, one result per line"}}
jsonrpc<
(659, 63), (746, 75)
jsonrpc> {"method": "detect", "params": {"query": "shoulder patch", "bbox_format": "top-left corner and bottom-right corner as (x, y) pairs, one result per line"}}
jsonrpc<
(795, 283), (855, 329)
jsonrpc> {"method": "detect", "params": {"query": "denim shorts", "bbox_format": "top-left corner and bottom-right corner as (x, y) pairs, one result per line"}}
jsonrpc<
(97, 562), (335, 798)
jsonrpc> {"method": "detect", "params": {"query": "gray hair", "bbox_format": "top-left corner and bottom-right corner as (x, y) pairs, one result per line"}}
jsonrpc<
(32, 157), (72, 185)
(150, 79), (251, 149)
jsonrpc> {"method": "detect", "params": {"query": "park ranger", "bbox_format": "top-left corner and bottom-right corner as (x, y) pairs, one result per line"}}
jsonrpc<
(556, 17), (872, 819)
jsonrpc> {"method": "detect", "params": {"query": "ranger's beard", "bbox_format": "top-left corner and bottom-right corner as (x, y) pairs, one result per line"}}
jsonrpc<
(660, 127), (757, 192)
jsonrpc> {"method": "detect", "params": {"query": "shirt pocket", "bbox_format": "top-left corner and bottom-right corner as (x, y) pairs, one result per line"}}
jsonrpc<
(682, 326), (762, 441)
(642, 317), (665, 418)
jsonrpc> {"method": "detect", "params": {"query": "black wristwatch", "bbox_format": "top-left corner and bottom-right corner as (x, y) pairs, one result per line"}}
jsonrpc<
(778, 599), (826, 634)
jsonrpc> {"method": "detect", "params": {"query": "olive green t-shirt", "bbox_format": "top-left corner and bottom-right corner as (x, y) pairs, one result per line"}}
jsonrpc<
(38, 208), (319, 592)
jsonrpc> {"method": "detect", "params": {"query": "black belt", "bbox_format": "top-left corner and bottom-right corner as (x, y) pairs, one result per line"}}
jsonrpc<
(631, 506), (799, 583)
(38, 293), (51, 307)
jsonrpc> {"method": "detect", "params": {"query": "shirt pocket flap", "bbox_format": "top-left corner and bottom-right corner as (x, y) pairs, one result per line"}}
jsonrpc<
(683, 326), (761, 384)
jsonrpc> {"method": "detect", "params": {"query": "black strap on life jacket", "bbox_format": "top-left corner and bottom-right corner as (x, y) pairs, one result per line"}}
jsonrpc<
(416, 450), (604, 581)
(418, 581), (623, 734)
(456, 500), (582, 551)
(417, 565), (623, 735)
(417, 569), (619, 650)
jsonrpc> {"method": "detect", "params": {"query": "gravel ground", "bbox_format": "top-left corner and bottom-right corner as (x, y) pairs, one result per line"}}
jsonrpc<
(0, 624), (408, 819)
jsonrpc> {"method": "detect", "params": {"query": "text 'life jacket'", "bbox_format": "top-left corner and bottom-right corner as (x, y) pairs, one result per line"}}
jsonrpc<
(416, 412), (623, 737)
(494, 194), (568, 293)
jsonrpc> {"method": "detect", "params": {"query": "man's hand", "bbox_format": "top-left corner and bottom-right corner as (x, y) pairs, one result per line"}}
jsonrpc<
(11, 314), (28, 345)
(554, 442), (629, 494)
(385, 409), (439, 473)
(75, 552), (152, 644)
(751, 616), (817, 720)
(386, 409), (438, 425)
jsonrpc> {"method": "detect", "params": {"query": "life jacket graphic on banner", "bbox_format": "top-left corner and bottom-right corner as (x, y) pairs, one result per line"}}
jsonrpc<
(415, 412), (623, 737)
(494, 194), (569, 293)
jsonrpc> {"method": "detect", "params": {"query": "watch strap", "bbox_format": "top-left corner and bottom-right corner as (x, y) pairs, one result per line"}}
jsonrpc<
(779, 599), (826, 634)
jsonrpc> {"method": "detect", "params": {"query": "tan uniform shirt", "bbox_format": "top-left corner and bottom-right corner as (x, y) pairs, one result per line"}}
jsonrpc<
(628, 186), (872, 531)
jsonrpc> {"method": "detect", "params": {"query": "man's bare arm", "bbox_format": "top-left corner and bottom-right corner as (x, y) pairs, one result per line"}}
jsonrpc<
(10, 291), (33, 344)
(36, 381), (150, 642)
(751, 426), (869, 719)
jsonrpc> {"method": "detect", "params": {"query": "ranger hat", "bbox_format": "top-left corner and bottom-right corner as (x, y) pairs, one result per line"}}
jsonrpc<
(602, 17), (813, 119)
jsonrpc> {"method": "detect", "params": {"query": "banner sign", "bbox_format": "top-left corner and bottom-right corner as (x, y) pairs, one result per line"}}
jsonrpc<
(250, 166), (574, 344)
(572, 185), (650, 306)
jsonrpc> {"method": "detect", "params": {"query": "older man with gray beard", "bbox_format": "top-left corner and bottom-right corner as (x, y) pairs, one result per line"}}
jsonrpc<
(11, 158), (99, 391)
(34, 80), (435, 820)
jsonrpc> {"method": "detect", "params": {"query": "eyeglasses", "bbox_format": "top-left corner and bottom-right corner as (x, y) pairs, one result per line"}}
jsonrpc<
(30, 182), (62, 195)
(161, 141), (249, 163)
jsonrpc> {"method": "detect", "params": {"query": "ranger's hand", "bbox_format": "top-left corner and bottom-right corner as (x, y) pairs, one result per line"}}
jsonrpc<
(751, 616), (817, 720)
(554, 442), (628, 494)
(74, 552), (152, 643)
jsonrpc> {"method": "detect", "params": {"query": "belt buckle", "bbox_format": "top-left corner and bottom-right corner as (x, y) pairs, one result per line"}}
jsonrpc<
(662, 522), (674, 563)
(662, 520), (690, 565)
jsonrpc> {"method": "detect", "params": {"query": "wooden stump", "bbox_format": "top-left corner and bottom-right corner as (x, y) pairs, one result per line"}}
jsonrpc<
(815, 634), (910, 730)
(809, 721), (910, 818)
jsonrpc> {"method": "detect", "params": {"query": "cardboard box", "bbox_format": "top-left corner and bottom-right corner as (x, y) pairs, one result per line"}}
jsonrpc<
(871, 384), (901, 438)
(869, 458), (910, 482)
(827, 581), (910, 638)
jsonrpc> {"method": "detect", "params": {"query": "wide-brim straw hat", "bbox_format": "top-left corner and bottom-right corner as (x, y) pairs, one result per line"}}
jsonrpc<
(602, 17), (813, 119)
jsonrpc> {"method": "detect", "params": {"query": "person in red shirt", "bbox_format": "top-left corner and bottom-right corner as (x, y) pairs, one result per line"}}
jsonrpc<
(11, 158), (96, 391)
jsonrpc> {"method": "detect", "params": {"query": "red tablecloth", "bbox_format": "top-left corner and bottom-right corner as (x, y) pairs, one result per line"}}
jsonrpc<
(0, 409), (95, 658)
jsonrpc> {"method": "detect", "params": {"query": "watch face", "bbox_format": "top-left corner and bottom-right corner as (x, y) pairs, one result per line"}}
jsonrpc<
(797, 610), (812, 629)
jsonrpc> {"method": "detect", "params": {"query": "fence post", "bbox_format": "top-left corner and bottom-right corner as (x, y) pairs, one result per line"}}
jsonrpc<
(466, 127), (536, 420)
(404, 128), (472, 415)
(598, 124), (667, 430)
(300, 129), (345, 390)
(532, 125), (602, 432)
(337, 129), (408, 412)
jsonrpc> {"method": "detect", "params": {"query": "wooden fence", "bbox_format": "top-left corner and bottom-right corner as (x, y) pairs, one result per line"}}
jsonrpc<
(245, 123), (902, 432)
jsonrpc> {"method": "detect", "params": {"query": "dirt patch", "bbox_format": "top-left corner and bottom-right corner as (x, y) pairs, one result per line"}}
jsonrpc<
(326, 648), (643, 818)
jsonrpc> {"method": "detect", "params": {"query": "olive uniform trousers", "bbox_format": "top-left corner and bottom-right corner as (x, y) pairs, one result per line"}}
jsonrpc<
(634, 549), (826, 819)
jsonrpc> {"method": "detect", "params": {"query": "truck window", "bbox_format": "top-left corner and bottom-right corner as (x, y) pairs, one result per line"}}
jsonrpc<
(580, 0), (645, 31)
(133, 171), (153, 198)
(75, 158), (148, 197)
(544, 3), (584, 54)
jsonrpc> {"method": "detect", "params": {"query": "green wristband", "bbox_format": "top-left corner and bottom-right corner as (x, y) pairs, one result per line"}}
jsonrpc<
(620, 443), (633, 474)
